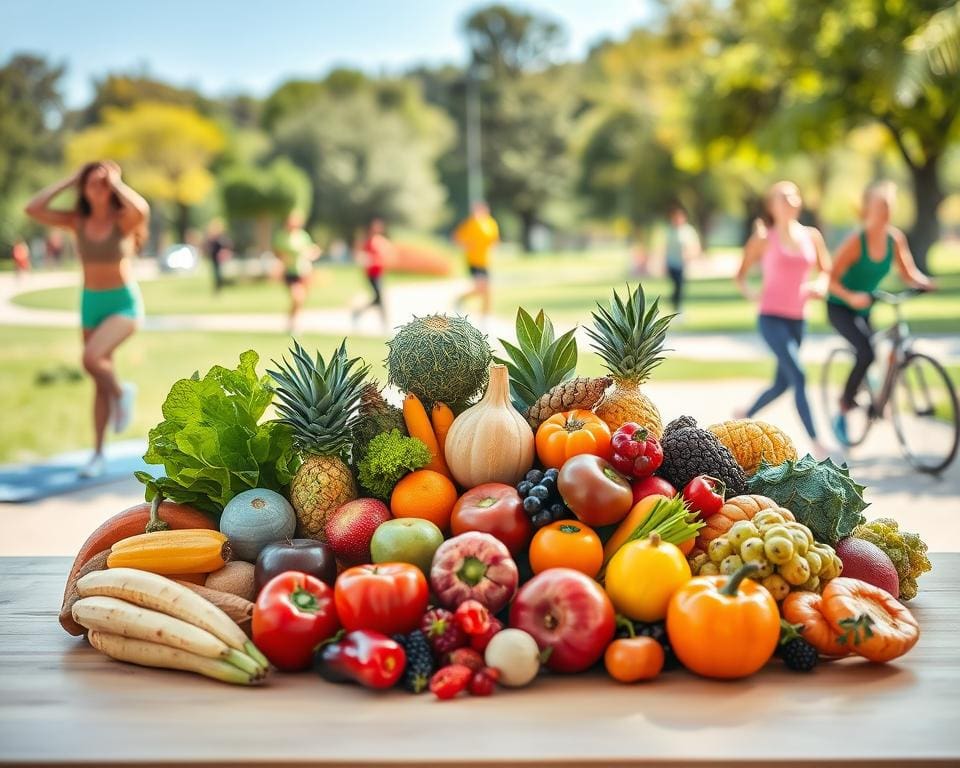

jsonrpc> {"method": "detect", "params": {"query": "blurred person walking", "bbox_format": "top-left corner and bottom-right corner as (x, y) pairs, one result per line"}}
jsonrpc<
(352, 217), (391, 331)
(454, 201), (499, 317)
(273, 211), (320, 335)
(662, 203), (701, 316)
(24, 161), (149, 478)
(827, 181), (934, 446)
(11, 238), (31, 279)
(735, 180), (832, 456)
(204, 218), (232, 294)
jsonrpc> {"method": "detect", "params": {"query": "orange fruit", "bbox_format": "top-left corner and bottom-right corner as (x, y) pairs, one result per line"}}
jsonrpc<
(390, 470), (458, 531)
(529, 520), (604, 578)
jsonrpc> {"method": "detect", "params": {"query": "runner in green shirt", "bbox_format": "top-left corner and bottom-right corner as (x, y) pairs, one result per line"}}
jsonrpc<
(273, 211), (319, 334)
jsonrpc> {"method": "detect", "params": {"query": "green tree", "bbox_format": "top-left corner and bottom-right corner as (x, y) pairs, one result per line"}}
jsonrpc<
(696, 0), (960, 266)
(0, 54), (65, 252)
(68, 101), (225, 239)
(271, 81), (452, 237)
(220, 158), (312, 252)
(77, 74), (211, 127)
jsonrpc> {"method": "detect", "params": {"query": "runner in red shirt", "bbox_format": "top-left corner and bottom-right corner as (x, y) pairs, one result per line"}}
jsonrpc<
(353, 218), (391, 330)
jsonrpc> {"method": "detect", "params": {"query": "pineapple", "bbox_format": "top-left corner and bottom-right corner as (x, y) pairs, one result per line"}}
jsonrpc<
(496, 308), (607, 428)
(708, 419), (798, 475)
(586, 284), (673, 438)
(269, 340), (369, 540)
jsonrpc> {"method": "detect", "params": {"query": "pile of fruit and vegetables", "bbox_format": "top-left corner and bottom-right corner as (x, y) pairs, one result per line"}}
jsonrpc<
(59, 285), (933, 695)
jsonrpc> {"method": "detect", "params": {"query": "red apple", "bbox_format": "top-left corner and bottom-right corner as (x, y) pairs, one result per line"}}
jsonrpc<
(451, 483), (531, 555)
(325, 498), (392, 567)
(632, 475), (677, 505)
(509, 568), (615, 673)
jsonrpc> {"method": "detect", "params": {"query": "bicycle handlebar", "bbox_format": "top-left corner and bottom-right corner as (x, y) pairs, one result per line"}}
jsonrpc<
(871, 288), (926, 305)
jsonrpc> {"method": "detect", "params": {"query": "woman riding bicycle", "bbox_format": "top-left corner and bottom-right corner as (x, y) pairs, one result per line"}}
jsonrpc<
(827, 181), (934, 446)
(735, 180), (832, 457)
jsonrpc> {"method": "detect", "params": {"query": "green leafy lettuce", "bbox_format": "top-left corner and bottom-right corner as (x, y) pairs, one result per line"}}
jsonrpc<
(136, 350), (301, 517)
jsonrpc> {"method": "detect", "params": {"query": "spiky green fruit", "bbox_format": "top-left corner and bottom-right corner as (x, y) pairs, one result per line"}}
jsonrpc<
(747, 455), (868, 545)
(352, 381), (406, 460)
(386, 314), (492, 408)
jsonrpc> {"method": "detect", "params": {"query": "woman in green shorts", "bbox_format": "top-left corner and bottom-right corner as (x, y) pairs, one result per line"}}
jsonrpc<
(827, 181), (934, 445)
(25, 161), (150, 477)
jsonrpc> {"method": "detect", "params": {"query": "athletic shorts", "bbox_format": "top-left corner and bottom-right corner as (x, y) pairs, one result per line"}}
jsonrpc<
(81, 284), (144, 330)
(469, 266), (488, 278)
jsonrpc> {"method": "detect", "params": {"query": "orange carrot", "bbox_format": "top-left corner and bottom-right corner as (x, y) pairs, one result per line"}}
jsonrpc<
(431, 402), (455, 455)
(403, 392), (449, 477)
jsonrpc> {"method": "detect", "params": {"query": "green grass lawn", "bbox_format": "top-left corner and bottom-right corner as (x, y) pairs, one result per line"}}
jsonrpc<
(13, 242), (960, 334)
(12, 263), (436, 315)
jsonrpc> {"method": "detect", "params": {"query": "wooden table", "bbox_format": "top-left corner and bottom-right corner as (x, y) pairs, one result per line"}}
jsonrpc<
(1, 556), (958, 767)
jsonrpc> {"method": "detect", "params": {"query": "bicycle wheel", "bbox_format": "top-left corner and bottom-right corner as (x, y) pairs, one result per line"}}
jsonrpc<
(820, 347), (873, 447)
(891, 352), (960, 474)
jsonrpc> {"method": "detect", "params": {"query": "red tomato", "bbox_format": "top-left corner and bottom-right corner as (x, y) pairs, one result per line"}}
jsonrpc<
(450, 483), (531, 555)
(252, 571), (340, 671)
(631, 475), (677, 505)
(334, 562), (429, 635)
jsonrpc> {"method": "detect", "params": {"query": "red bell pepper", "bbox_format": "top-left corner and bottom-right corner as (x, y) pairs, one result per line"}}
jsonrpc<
(610, 423), (664, 479)
(334, 563), (429, 636)
(683, 475), (726, 516)
(315, 630), (406, 689)
(252, 571), (340, 671)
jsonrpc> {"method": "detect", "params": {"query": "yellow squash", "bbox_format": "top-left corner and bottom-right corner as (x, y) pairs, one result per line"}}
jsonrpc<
(107, 529), (230, 574)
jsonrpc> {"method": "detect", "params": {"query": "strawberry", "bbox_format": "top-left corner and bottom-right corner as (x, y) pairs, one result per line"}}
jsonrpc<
(429, 664), (473, 700)
(446, 646), (484, 672)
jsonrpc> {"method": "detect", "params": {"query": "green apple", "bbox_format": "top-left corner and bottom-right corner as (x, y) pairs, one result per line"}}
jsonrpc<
(370, 517), (444, 575)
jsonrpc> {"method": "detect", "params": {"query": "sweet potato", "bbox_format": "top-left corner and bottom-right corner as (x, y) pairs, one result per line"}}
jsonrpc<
(60, 549), (111, 636)
(176, 581), (254, 637)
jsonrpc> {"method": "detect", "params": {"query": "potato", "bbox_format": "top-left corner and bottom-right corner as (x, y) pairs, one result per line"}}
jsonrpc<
(204, 561), (256, 602)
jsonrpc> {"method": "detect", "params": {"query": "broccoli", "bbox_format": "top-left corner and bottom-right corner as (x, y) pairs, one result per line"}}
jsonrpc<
(852, 518), (932, 601)
(357, 429), (432, 500)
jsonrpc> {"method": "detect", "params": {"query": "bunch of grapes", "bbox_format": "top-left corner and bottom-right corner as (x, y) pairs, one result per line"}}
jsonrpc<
(516, 468), (572, 529)
(690, 509), (842, 601)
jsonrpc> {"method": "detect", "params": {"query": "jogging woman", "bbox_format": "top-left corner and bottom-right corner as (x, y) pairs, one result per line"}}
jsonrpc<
(273, 211), (319, 334)
(827, 181), (934, 445)
(735, 180), (831, 456)
(25, 161), (149, 477)
(352, 217), (391, 331)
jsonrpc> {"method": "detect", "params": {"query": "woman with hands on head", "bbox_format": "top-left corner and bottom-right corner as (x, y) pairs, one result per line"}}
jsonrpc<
(24, 161), (149, 478)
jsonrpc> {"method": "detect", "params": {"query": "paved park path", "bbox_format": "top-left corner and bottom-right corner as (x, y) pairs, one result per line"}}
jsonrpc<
(2, 269), (958, 556)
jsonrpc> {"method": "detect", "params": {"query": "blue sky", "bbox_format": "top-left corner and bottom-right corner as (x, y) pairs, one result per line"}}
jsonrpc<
(3, 0), (655, 106)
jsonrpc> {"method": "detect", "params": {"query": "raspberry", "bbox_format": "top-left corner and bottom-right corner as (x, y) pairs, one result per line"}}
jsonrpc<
(421, 608), (468, 657)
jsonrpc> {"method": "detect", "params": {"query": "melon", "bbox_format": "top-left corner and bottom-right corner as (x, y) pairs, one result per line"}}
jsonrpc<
(220, 488), (297, 562)
(386, 314), (492, 409)
(834, 536), (900, 598)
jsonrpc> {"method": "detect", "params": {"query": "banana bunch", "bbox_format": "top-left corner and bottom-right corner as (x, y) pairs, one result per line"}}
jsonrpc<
(73, 568), (269, 685)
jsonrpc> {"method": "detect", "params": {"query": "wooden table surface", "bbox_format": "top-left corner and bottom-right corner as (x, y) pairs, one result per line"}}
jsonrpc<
(1, 556), (958, 768)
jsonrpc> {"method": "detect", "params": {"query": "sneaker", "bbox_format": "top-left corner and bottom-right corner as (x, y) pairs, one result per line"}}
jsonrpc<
(78, 453), (106, 479)
(113, 382), (137, 433)
(831, 413), (850, 447)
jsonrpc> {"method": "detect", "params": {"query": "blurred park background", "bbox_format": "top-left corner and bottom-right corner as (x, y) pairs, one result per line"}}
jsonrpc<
(1, 0), (959, 550)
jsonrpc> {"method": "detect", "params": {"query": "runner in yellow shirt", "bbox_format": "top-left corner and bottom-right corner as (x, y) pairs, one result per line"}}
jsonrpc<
(453, 201), (499, 317)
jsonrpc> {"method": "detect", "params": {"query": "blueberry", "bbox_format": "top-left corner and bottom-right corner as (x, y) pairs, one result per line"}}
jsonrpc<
(525, 469), (544, 484)
(523, 496), (542, 515)
(516, 481), (533, 497)
(539, 476), (556, 492)
(543, 467), (559, 480)
(549, 503), (568, 520)
(532, 510), (552, 528)
(529, 485), (550, 500)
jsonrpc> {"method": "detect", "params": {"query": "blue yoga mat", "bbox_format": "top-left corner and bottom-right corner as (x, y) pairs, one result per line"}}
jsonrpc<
(0, 440), (153, 503)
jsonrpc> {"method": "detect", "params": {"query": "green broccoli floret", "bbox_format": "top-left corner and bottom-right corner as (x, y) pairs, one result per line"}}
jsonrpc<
(357, 429), (432, 500)
(852, 518), (932, 601)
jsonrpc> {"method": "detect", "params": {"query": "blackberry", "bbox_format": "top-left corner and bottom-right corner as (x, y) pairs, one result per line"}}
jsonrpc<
(780, 637), (818, 672)
(615, 619), (678, 669)
(394, 630), (434, 693)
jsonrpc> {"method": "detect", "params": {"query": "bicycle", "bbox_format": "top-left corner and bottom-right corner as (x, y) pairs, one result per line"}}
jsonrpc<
(821, 289), (960, 474)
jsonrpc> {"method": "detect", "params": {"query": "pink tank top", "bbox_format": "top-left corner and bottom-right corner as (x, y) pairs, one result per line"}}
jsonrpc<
(759, 227), (816, 320)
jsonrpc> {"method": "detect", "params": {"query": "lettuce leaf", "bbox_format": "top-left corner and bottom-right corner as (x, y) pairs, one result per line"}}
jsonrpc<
(137, 350), (300, 516)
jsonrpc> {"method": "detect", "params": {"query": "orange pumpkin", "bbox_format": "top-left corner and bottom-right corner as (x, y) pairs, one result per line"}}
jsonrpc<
(667, 563), (780, 679)
(694, 494), (793, 552)
(820, 578), (920, 663)
(781, 591), (850, 658)
(535, 410), (612, 469)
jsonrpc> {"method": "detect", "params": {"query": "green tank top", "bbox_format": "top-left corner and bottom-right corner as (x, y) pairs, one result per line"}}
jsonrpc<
(827, 231), (893, 316)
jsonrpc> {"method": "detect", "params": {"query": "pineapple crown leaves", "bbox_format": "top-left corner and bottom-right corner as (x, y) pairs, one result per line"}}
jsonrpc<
(586, 283), (674, 383)
(268, 339), (370, 457)
(494, 307), (578, 412)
